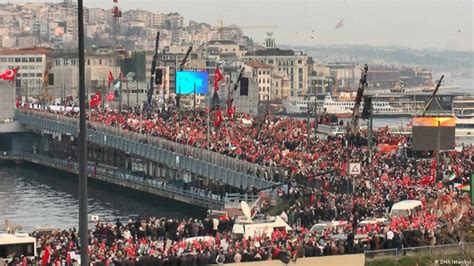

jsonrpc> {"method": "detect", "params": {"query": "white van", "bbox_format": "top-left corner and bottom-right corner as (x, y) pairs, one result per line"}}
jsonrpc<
(390, 200), (422, 217)
(0, 233), (36, 263)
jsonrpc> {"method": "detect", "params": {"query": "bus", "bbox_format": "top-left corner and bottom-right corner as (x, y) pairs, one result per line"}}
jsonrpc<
(0, 233), (36, 263)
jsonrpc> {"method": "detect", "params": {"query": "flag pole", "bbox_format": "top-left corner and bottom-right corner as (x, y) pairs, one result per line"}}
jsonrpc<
(207, 89), (211, 151)
(77, 0), (89, 265)
(102, 78), (105, 109)
(193, 82), (196, 112)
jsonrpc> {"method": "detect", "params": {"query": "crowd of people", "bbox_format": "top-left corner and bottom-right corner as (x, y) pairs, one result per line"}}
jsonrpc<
(10, 103), (473, 265)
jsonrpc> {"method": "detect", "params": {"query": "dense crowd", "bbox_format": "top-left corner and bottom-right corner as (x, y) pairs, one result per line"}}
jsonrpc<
(10, 104), (473, 265)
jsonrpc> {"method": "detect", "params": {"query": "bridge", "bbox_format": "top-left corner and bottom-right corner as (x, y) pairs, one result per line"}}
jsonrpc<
(1, 109), (277, 209)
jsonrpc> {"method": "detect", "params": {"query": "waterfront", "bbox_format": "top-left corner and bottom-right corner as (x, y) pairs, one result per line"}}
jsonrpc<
(0, 163), (205, 232)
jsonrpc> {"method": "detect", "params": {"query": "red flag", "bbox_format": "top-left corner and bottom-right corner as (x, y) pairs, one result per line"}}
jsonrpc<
(0, 67), (18, 81)
(226, 98), (235, 118)
(89, 91), (102, 108)
(227, 106), (235, 118)
(106, 91), (116, 102)
(214, 109), (224, 127)
(420, 175), (434, 186)
(335, 19), (344, 30)
(108, 70), (114, 87)
(41, 245), (51, 266)
(214, 68), (223, 92)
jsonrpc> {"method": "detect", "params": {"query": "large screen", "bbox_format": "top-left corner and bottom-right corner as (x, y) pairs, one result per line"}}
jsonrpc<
(176, 71), (209, 94)
(412, 116), (456, 151)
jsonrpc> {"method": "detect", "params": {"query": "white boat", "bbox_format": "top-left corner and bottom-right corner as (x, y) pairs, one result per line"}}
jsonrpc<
(281, 96), (318, 115)
(452, 96), (474, 118)
(282, 95), (414, 117)
(456, 116), (474, 136)
(451, 96), (474, 137)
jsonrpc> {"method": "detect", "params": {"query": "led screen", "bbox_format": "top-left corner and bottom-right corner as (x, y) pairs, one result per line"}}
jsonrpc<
(176, 71), (209, 94)
(411, 116), (456, 151)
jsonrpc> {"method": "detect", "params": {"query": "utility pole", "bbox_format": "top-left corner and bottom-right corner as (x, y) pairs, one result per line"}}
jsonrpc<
(119, 76), (123, 112)
(368, 111), (373, 163)
(126, 76), (129, 108)
(306, 101), (311, 146)
(314, 86), (318, 138)
(77, 0), (88, 265)
(435, 116), (441, 181)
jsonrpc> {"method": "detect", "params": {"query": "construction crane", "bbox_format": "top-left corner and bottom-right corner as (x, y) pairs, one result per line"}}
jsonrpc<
(217, 16), (278, 39)
(175, 45), (193, 108)
(347, 64), (368, 135)
(422, 75), (444, 115)
(146, 31), (160, 110)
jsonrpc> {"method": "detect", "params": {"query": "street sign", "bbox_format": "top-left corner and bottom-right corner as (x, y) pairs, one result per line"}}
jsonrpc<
(349, 163), (361, 175)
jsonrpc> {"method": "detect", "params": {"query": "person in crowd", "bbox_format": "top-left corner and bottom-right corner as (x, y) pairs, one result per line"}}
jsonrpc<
(17, 103), (473, 265)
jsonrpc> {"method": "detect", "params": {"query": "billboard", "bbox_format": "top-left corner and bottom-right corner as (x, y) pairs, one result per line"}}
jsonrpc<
(176, 71), (208, 94)
(411, 116), (456, 151)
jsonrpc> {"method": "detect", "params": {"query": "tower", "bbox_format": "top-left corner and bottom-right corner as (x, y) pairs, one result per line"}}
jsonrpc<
(265, 32), (276, 49)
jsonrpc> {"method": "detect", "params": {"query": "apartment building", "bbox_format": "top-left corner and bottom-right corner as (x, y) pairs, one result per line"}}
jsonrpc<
(244, 34), (310, 97)
(0, 47), (52, 98)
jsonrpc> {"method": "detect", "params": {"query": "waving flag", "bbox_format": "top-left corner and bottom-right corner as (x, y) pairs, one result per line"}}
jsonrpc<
(214, 109), (224, 127)
(108, 70), (114, 88)
(335, 19), (344, 30)
(447, 172), (456, 182)
(214, 68), (223, 92)
(89, 91), (101, 108)
(106, 91), (116, 102)
(0, 67), (18, 81)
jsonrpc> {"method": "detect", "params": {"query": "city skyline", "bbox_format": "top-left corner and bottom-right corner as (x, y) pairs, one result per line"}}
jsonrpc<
(11, 0), (474, 52)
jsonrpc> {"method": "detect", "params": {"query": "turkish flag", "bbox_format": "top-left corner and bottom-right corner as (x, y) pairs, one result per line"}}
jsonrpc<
(41, 246), (51, 266)
(214, 109), (224, 127)
(214, 68), (223, 92)
(108, 70), (114, 88)
(90, 91), (102, 108)
(106, 91), (116, 102)
(0, 67), (18, 81)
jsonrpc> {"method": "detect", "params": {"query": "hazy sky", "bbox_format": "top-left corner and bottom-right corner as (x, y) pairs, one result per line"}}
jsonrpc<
(10, 0), (474, 51)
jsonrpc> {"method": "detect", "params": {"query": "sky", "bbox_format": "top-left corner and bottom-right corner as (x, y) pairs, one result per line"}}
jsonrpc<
(9, 0), (474, 51)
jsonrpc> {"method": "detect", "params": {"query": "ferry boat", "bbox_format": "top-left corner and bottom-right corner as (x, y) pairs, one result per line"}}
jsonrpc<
(452, 96), (474, 136)
(452, 96), (474, 118)
(282, 94), (425, 118)
(456, 116), (474, 136)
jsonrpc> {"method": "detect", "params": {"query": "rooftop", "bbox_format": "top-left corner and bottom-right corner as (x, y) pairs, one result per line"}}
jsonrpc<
(208, 40), (237, 46)
(244, 60), (272, 69)
(245, 48), (295, 57)
(0, 47), (52, 55)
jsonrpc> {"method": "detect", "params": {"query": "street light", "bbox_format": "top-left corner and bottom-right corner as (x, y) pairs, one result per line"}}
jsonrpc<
(77, 0), (88, 265)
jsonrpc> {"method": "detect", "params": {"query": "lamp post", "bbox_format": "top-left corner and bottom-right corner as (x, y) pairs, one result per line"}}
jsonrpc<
(77, 0), (88, 265)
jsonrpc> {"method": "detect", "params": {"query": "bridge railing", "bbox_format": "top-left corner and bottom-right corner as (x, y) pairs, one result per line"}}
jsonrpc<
(17, 109), (278, 182)
(364, 242), (474, 261)
(20, 152), (225, 208)
(16, 110), (276, 190)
